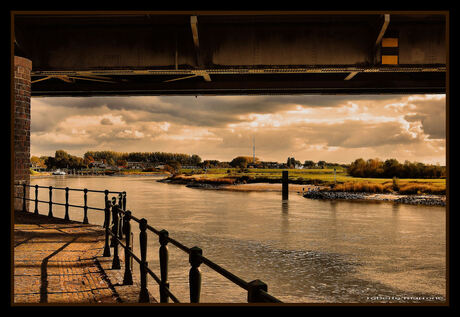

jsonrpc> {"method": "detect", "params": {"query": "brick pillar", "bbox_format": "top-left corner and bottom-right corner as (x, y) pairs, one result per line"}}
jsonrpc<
(14, 56), (32, 212)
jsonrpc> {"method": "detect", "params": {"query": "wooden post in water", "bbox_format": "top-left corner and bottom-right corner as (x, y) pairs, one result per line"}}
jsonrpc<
(282, 170), (289, 200)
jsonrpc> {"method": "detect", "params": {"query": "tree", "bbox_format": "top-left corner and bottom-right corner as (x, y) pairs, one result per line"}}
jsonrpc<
(303, 160), (315, 168)
(167, 160), (182, 174)
(191, 154), (202, 165)
(317, 161), (327, 169)
(230, 156), (258, 168)
(31, 156), (46, 168)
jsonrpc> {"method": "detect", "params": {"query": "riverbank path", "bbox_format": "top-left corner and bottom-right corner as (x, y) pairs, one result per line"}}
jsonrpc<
(13, 210), (156, 304)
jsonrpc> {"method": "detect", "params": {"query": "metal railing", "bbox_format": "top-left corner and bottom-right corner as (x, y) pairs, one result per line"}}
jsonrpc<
(14, 183), (283, 304)
(14, 182), (124, 223)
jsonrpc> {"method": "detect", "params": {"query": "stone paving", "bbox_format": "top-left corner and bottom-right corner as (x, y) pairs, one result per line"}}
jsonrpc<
(13, 211), (156, 304)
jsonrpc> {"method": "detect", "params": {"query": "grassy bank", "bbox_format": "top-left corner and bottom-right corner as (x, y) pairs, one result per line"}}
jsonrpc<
(174, 168), (446, 195)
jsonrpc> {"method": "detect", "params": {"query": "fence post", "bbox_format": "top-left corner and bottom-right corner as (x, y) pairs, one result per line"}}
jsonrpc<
(22, 183), (27, 212)
(83, 188), (89, 224)
(139, 218), (150, 303)
(48, 186), (53, 217)
(189, 246), (203, 303)
(122, 210), (133, 285)
(103, 199), (111, 257)
(103, 190), (109, 228)
(159, 229), (170, 303)
(111, 204), (121, 269)
(34, 185), (39, 214)
(117, 193), (123, 239)
(122, 191), (127, 210)
(64, 187), (70, 221)
(110, 197), (116, 247)
(247, 279), (268, 303)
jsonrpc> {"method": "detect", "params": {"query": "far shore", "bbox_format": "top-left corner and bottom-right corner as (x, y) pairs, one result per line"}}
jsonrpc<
(30, 171), (169, 177)
(160, 179), (446, 206)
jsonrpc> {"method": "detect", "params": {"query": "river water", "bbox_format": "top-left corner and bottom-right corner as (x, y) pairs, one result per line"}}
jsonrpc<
(30, 175), (446, 304)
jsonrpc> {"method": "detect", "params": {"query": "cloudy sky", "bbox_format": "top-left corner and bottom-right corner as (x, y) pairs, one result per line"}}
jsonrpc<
(30, 94), (446, 165)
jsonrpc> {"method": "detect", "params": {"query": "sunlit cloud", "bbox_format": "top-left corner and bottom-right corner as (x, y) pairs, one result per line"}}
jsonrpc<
(30, 94), (446, 164)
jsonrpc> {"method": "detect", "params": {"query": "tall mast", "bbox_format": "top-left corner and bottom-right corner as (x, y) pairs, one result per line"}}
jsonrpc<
(253, 135), (255, 163)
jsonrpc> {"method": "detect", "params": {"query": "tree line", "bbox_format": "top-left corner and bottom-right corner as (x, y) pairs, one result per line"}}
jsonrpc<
(347, 158), (446, 179)
(33, 150), (203, 170)
(83, 150), (202, 166)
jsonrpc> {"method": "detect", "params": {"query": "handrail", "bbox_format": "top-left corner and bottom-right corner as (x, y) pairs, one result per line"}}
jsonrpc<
(14, 183), (126, 223)
(14, 182), (283, 304)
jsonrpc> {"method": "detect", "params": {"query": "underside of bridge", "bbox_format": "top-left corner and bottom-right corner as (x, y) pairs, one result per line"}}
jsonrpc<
(14, 11), (447, 96)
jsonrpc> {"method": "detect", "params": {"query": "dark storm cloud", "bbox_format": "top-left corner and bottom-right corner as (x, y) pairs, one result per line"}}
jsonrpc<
(34, 95), (404, 128)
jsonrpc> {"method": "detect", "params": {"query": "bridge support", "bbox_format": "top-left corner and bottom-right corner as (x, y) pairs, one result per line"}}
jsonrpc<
(13, 56), (32, 212)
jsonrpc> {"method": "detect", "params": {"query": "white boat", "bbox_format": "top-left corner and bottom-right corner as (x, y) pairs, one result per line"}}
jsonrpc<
(52, 169), (66, 175)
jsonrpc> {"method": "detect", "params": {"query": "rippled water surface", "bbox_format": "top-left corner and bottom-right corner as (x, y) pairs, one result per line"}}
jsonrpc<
(31, 175), (446, 303)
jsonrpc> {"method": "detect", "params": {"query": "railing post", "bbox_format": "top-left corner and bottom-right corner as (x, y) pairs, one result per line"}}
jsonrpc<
(64, 187), (70, 221)
(103, 190), (109, 228)
(122, 191), (127, 211)
(110, 197), (116, 247)
(48, 186), (53, 217)
(122, 210), (133, 285)
(111, 204), (121, 269)
(83, 188), (89, 224)
(247, 279), (268, 303)
(159, 229), (170, 303)
(34, 185), (39, 214)
(22, 183), (27, 212)
(139, 218), (150, 303)
(189, 246), (203, 303)
(117, 193), (123, 239)
(103, 199), (111, 257)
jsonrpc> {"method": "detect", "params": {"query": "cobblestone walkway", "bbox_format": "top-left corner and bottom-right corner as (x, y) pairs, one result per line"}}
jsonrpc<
(13, 211), (155, 304)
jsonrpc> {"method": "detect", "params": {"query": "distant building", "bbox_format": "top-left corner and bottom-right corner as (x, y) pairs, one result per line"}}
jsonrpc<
(91, 160), (107, 169)
(127, 161), (143, 169)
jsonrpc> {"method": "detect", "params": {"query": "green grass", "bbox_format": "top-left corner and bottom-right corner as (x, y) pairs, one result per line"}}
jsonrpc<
(179, 167), (446, 187)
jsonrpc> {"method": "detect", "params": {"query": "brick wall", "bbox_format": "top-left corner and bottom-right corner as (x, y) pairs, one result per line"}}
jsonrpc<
(14, 56), (32, 211)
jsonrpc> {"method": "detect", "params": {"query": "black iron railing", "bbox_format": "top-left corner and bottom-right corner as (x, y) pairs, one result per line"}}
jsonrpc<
(14, 182), (124, 223)
(14, 183), (282, 303)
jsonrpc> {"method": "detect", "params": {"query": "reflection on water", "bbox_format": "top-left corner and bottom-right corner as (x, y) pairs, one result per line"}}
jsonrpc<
(30, 175), (446, 303)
